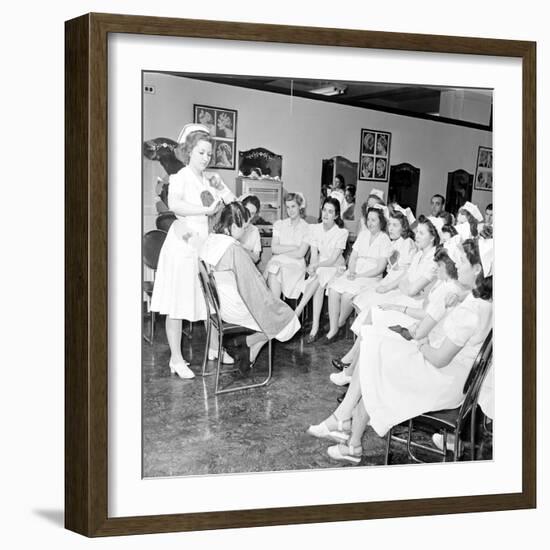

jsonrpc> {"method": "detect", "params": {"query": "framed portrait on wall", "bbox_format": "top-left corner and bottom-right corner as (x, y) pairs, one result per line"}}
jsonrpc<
(65, 12), (536, 537)
(359, 129), (391, 182)
(193, 104), (238, 169)
(475, 145), (493, 190)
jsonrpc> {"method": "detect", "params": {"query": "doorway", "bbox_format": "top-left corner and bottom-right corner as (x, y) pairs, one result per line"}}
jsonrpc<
(445, 169), (473, 216)
(388, 163), (420, 215)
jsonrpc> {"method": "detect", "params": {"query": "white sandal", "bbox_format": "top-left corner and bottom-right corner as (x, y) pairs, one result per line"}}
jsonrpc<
(327, 443), (362, 464)
(208, 348), (235, 364)
(307, 414), (350, 443)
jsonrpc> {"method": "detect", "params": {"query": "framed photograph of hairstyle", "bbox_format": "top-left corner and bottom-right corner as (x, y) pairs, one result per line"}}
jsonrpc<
(474, 145), (493, 191)
(359, 129), (391, 182)
(65, 12), (536, 537)
(193, 104), (238, 169)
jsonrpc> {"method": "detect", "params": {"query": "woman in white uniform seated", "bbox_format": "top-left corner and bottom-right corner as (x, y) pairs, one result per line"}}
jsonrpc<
(294, 197), (349, 344)
(150, 123), (235, 379)
(200, 202), (301, 373)
(326, 204), (391, 342)
(455, 201), (483, 240)
(265, 192), (310, 300)
(308, 237), (493, 464)
(237, 196), (262, 264)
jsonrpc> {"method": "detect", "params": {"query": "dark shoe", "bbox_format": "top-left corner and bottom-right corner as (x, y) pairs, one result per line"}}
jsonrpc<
(305, 332), (321, 344)
(233, 345), (251, 375)
(332, 358), (350, 371)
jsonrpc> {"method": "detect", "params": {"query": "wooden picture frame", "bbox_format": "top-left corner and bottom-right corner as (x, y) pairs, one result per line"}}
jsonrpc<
(65, 12), (536, 537)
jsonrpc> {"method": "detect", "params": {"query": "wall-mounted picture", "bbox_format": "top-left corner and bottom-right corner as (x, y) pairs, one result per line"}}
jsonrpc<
(474, 146), (493, 191)
(359, 128), (391, 182)
(193, 104), (238, 169)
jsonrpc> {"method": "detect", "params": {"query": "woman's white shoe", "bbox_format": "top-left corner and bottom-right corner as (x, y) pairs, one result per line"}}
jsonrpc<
(327, 443), (362, 464)
(169, 360), (195, 379)
(329, 371), (352, 387)
(306, 415), (350, 443)
(432, 433), (456, 451)
(207, 348), (235, 364)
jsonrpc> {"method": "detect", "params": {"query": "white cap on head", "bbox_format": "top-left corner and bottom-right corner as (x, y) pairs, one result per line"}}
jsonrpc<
(371, 203), (390, 220)
(478, 238), (494, 277)
(461, 201), (483, 222)
(443, 234), (462, 267)
(393, 203), (416, 225)
(370, 188), (385, 201)
(177, 123), (211, 144)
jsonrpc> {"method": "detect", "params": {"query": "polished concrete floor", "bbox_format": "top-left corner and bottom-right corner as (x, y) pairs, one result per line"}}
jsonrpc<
(142, 319), (493, 478)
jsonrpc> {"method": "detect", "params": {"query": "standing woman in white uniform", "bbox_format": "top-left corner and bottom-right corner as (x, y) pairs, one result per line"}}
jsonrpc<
(294, 197), (349, 344)
(326, 204), (391, 341)
(150, 123), (235, 378)
(265, 192), (310, 300)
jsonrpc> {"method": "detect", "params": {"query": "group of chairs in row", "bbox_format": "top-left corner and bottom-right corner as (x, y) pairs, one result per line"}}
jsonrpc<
(142, 213), (494, 463)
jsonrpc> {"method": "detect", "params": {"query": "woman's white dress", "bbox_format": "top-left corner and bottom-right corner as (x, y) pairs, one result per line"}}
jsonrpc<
(150, 166), (233, 320)
(329, 230), (392, 296)
(264, 218), (310, 299)
(306, 223), (349, 288)
(351, 246), (436, 334)
(359, 293), (493, 436)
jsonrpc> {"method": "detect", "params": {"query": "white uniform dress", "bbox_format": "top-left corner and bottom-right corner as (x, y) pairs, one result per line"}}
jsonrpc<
(329, 230), (392, 296)
(359, 293), (493, 436)
(150, 166), (233, 320)
(351, 246), (437, 335)
(264, 218), (310, 299)
(306, 223), (349, 288)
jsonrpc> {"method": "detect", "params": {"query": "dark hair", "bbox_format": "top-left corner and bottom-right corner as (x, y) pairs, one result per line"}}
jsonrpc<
(486, 203), (493, 211)
(434, 246), (458, 280)
(344, 184), (356, 199)
(432, 194), (445, 207)
(242, 195), (261, 214)
(389, 211), (415, 240)
(438, 211), (454, 226)
(360, 205), (387, 232)
(367, 194), (385, 206)
(334, 174), (345, 188)
(174, 130), (213, 165)
(459, 208), (479, 237)
(441, 224), (458, 238)
(213, 202), (247, 234)
(461, 238), (492, 300)
(416, 215), (441, 247)
(320, 197), (344, 228)
(285, 192), (307, 217)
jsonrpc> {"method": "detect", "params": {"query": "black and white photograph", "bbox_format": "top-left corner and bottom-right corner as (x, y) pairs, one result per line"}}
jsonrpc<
(193, 103), (238, 168)
(475, 145), (493, 191)
(142, 71), (494, 479)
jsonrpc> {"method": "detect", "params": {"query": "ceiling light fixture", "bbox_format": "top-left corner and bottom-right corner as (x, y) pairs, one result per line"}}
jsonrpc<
(309, 85), (347, 96)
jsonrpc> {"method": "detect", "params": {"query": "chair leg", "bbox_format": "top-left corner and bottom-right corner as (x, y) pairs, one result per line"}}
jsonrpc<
(470, 407), (478, 461)
(201, 321), (212, 376)
(150, 311), (155, 344)
(214, 329), (224, 394)
(384, 428), (392, 465)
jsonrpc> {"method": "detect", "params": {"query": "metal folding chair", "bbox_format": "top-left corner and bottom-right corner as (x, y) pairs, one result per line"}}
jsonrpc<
(197, 260), (273, 395)
(385, 330), (493, 464)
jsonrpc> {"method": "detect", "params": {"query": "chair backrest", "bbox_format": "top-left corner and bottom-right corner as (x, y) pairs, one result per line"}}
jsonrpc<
(456, 330), (493, 426)
(155, 211), (177, 232)
(143, 229), (167, 271)
(198, 259), (223, 324)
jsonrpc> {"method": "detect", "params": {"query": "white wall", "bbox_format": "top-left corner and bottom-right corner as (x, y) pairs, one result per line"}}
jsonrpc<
(143, 72), (493, 229)
(3, 1), (547, 550)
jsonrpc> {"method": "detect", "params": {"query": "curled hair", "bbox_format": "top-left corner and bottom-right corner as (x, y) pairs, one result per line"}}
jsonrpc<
(486, 203), (493, 211)
(389, 211), (415, 240)
(441, 224), (458, 238)
(416, 215), (441, 247)
(434, 246), (458, 280)
(285, 192), (307, 217)
(459, 208), (479, 237)
(360, 205), (387, 232)
(438, 211), (454, 226)
(320, 197), (344, 228)
(242, 195), (261, 214)
(345, 184), (356, 200)
(461, 238), (493, 300)
(213, 202), (247, 235)
(174, 130), (213, 165)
